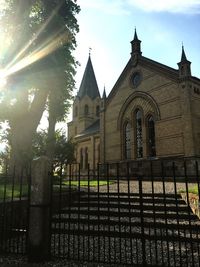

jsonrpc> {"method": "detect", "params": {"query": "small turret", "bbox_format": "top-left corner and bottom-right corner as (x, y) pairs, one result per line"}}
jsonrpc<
(101, 86), (106, 112)
(130, 29), (142, 66)
(102, 86), (106, 99)
(177, 45), (191, 79)
(131, 29), (142, 56)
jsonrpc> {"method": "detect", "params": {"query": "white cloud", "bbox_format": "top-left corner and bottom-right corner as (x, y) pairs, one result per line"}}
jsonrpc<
(127, 0), (200, 14)
(80, 0), (200, 14)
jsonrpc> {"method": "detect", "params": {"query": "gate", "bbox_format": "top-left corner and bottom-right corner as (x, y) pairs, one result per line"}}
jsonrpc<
(50, 157), (200, 266)
(0, 167), (30, 255)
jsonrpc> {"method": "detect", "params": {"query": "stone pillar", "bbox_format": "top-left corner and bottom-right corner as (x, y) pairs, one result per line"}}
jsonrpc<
(28, 156), (51, 262)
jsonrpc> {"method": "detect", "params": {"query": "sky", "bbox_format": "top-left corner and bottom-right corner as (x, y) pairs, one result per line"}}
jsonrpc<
(1, 0), (200, 151)
(74, 0), (200, 97)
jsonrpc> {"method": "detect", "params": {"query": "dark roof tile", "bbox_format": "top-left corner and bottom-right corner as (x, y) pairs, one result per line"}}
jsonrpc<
(77, 56), (100, 100)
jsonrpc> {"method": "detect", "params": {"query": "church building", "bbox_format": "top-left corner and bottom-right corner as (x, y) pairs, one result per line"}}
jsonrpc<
(68, 30), (200, 171)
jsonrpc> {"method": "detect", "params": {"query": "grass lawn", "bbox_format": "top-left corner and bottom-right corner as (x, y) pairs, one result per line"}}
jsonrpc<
(0, 180), (114, 199)
(179, 185), (199, 195)
(61, 180), (114, 187)
(0, 184), (28, 200)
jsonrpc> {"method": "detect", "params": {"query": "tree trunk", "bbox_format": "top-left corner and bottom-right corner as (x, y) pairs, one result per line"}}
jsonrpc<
(46, 111), (56, 165)
(9, 89), (49, 179)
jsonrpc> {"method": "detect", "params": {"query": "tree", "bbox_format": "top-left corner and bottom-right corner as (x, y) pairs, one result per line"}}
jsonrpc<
(32, 129), (75, 170)
(0, 0), (80, 171)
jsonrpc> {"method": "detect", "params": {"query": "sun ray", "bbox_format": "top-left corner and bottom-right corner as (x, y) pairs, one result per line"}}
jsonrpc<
(4, 0), (64, 72)
(4, 28), (70, 79)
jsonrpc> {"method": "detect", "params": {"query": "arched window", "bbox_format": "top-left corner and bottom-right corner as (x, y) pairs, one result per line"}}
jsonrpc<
(147, 116), (156, 157)
(84, 105), (89, 116)
(85, 147), (88, 169)
(124, 122), (131, 159)
(96, 105), (100, 117)
(80, 148), (83, 169)
(136, 109), (143, 158)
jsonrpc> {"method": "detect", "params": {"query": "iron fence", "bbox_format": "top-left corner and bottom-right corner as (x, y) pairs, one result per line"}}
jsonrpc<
(51, 157), (200, 267)
(0, 167), (30, 255)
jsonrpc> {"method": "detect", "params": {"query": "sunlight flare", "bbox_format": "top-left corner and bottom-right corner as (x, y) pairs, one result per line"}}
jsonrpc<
(1, 1), (69, 86)
(0, 69), (7, 89)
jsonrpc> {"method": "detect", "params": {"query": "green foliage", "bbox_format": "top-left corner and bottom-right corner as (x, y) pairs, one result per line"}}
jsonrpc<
(0, 0), (80, 167)
(32, 129), (75, 164)
(0, 0), (80, 121)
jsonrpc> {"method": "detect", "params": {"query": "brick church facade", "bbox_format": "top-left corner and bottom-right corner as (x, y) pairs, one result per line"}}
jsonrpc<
(68, 30), (200, 171)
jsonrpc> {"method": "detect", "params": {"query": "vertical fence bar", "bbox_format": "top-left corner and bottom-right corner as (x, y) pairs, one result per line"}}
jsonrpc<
(58, 164), (62, 258)
(106, 163), (111, 265)
(127, 161), (133, 265)
(26, 164), (31, 255)
(71, 165), (75, 260)
(113, 164), (117, 264)
(150, 160), (158, 265)
(195, 160), (200, 266)
(67, 164), (72, 259)
(184, 160), (195, 267)
(117, 162), (122, 264)
(172, 161), (183, 266)
(16, 168), (24, 254)
(9, 166), (16, 253)
(49, 165), (53, 258)
(139, 174), (146, 267)
(161, 160), (170, 267)
(87, 163), (90, 262)
(97, 163), (100, 263)
(1, 169), (8, 252)
(172, 162), (177, 267)
(77, 163), (81, 262)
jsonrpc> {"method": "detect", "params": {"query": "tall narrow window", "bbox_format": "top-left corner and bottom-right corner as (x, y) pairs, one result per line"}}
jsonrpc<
(84, 105), (89, 116)
(124, 122), (131, 159)
(147, 116), (156, 157)
(85, 147), (88, 169)
(136, 109), (143, 158)
(80, 148), (83, 169)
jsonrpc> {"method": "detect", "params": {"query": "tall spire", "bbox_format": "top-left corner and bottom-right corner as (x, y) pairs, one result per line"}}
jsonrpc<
(134, 28), (139, 41)
(177, 44), (191, 79)
(181, 45), (187, 61)
(102, 86), (106, 99)
(77, 55), (100, 100)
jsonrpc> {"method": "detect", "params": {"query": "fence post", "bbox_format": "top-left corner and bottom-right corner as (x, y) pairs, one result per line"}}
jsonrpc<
(28, 156), (51, 262)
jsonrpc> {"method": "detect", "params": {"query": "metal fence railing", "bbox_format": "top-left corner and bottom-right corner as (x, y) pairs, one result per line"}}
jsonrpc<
(51, 157), (200, 266)
(0, 167), (30, 255)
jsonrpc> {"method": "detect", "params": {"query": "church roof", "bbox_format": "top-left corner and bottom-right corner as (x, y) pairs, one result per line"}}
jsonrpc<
(75, 119), (100, 138)
(77, 55), (100, 100)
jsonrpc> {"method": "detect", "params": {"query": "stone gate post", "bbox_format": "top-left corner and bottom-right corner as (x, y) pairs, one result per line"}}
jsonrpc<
(28, 156), (51, 262)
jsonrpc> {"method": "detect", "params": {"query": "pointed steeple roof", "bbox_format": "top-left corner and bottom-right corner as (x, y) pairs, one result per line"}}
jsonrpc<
(131, 28), (142, 57)
(102, 86), (106, 99)
(177, 45), (191, 78)
(134, 28), (139, 41)
(181, 45), (187, 61)
(77, 55), (100, 100)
